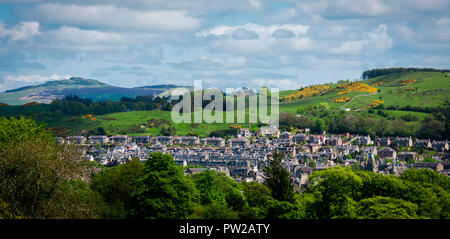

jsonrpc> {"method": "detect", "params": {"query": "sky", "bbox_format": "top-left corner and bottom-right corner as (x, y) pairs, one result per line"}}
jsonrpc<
(0, 0), (449, 92)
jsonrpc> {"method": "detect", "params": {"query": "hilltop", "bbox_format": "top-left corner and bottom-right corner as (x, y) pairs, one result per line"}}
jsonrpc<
(0, 77), (184, 105)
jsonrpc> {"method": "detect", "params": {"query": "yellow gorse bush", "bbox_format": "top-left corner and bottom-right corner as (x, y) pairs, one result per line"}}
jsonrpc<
(82, 114), (96, 119)
(336, 82), (378, 95)
(332, 96), (351, 103)
(282, 85), (330, 102)
(371, 81), (385, 87)
(367, 99), (384, 108)
(401, 78), (416, 85)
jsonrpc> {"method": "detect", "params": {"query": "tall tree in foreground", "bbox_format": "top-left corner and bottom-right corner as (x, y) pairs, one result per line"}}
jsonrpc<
(263, 150), (294, 203)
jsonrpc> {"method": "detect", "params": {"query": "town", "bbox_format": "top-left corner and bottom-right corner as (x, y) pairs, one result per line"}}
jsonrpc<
(58, 126), (450, 188)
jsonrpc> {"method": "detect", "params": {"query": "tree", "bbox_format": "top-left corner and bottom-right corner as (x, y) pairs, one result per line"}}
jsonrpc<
(0, 117), (102, 218)
(129, 152), (197, 219)
(264, 198), (305, 219)
(97, 127), (106, 135)
(241, 182), (273, 218)
(309, 167), (362, 218)
(189, 170), (246, 219)
(0, 116), (52, 147)
(91, 158), (144, 218)
(318, 102), (330, 111)
(356, 196), (420, 219)
(307, 159), (317, 168)
(400, 168), (450, 191)
(160, 125), (176, 136)
(263, 150), (295, 202)
(418, 117), (446, 139)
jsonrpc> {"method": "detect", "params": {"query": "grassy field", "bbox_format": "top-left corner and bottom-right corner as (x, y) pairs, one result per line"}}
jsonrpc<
(43, 110), (265, 137)
(279, 71), (449, 113)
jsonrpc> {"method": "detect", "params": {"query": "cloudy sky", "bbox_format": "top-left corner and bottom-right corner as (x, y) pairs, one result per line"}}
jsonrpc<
(0, 0), (449, 91)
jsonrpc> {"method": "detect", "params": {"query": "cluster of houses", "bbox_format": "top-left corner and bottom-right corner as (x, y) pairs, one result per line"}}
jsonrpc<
(58, 127), (449, 185)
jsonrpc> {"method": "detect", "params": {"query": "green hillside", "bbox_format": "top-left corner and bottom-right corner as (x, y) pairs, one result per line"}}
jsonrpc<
(279, 71), (450, 113)
(43, 110), (260, 137)
(0, 77), (110, 105)
(1, 71), (448, 138)
(0, 77), (183, 105)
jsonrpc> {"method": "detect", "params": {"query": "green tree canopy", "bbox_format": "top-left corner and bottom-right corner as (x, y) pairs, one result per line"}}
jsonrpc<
(356, 196), (420, 219)
(129, 152), (197, 219)
(0, 117), (102, 218)
(263, 150), (295, 202)
(91, 158), (144, 218)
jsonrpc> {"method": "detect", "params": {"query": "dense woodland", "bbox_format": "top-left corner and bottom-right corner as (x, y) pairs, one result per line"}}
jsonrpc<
(1, 117), (449, 219)
(361, 67), (449, 79)
(48, 95), (175, 116)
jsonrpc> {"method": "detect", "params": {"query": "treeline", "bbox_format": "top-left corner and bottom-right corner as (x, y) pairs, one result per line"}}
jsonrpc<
(1, 117), (449, 219)
(362, 67), (449, 79)
(48, 95), (175, 117)
(282, 107), (449, 140)
(385, 104), (450, 116)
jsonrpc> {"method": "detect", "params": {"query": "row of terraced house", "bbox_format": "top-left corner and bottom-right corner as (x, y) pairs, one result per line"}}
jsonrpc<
(58, 129), (449, 185)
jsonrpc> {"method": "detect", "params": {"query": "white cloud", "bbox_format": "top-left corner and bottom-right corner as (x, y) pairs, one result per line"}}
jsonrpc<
(49, 27), (122, 44)
(368, 24), (392, 50)
(0, 21), (40, 41)
(249, 78), (301, 90)
(41, 27), (124, 51)
(392, 21), (450, 51)
(42, 26), (165, 52)
(199, 23), (309, 38)
(249, 0), (263, 11)
(232, 28), (259, 40)
(436, 17), (450, 25)
(265, 8), (298, 23)
(296, 0), (448, 17)
(197, 23), (312, 55)
(35, 3), (201, 31)
(331, 24), (392, 54)
(1, 74), (71, 91)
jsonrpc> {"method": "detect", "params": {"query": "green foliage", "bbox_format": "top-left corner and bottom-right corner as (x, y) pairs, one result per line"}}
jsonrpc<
(91, 158), (144, 218)
(356, 196), (420, 219)
(362, 67), (448, 79)
(0, 116), (53, 148)
(0, 117), (101, 218)
(265, 199), (303, 219)
(307, 159), (317, 168)
(0, 197), (14, 219)
(160, 125), (176, 136)
(129, 152), (197, 219)
(400, 168), (450, 191)
(189, 170), (246, 219)
(190, 201), (239, 219)
(263, 151), (295, 202)
(318, 102), (330, 110)
(1, 117), (449, 219)
(309, 167), (362, 218)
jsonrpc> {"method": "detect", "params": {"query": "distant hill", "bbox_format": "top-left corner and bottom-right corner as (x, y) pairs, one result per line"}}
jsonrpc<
(0, 77), (184, 105)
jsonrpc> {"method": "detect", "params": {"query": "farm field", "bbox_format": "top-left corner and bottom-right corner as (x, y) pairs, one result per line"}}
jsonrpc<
(43, 110), (263, 137)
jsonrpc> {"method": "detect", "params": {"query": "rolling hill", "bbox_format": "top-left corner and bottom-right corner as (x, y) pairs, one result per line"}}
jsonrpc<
(278, 71), (450, 113)
(0, 77), (184, 105)
(0, 70), (448, 137)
